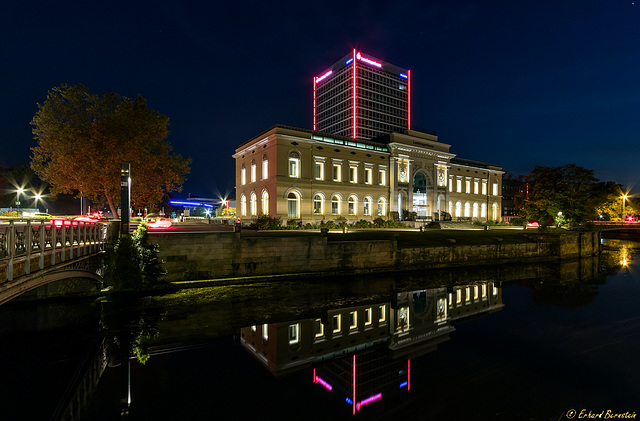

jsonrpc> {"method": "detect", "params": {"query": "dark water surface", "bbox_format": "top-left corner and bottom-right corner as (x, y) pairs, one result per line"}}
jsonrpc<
(1, 244), (638, 421)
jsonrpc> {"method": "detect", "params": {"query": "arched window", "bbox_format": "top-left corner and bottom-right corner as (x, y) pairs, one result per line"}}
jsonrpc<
(240, 194), (247, 216)
(363, 196), (372, 216)
(492, 203), (499, 220)
(473, 202), (479, 218)
(262, 154), (268, 180)
(250, 192), (257, 216)
(481, 203), (487, 218)
(413, 172), (428, 217)
(250, 159), (256, 183)
(455, 201), (462, 217)
(377, 197), (387, 216)
(289, 151), (300, 178)
(241, 164), (246, 186)
(331, 195), (341, 215)
(348, 195), (357, 215)
(464, 202), (471, 217)
(262, 190), (269, 215)
(287, 192), (300, 219)
(313, 194), (324, 215)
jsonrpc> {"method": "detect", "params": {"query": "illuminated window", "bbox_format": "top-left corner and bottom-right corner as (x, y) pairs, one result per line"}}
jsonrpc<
(251, 159), (256, 183)
(262, 155), (268, 180)
(473, 202), (478, 218)
(379, 169), (386, 186)
(261, 190), (269, 215)
(333, 164), (341, 181)
(241, 164), (246, 186)
(474, 285), (479, 300)
(448, 292), (453, 306)
(240, 194), (247, 216)
(250, 192), (257, 216)
(456, 289), (462, 304)
(364, 168), (372, 184)
(364, 308), (372, 326)
(398, 307), (409, 331)
(331, 195), (340, 215)
(288, 323), (300, 344)
(482, 180), (487, 195)
(363, 196), (372, 216)
(455, 201), (462, 217)
(464, 202), (470, 217)
(377, 197), (386, 216)
(287, 192), (300, 219)
(349, 311), (358, 330)
(465, 179), (470, 193)
(378, 305), (386, 323)
(251, 325), (256, 333)
(289, 152), (300, 178)
(314, 318), (324, 338)
(262, 323), (268, 340)
(349, 166), (358, 183)
(456, 178), (462, 193)
(315, 161), (324, 180)
(492, 182), (498, 196)
(332, 314), (342, 333)
(313, 194), (323, 214)
(481, 203), (487, 218)
(474, 180), (479, 194)
(482, 284), (487, 298)
(348, 196), (357, 215)
(465, 287), (471, 302)
(493, 285), (498, 296)
(449, 177), (453, 192)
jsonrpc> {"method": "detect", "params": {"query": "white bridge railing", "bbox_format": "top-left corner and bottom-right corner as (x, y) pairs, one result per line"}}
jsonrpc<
(0, 219), (109, 282)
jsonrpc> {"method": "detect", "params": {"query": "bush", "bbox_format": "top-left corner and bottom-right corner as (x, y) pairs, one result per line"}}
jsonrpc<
(253, 214), (282, 230)
(473, 220), (485, 227)
(510, 217), (526, 226)
(373, 217), (385, 227)
(353, 219), (371, 228)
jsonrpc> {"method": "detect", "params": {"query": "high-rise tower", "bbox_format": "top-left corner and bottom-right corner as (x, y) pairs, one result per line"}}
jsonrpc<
(313, 49), (411, 140)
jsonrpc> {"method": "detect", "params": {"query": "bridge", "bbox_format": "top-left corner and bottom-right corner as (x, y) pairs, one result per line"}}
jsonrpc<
(0, 218), (112, 305)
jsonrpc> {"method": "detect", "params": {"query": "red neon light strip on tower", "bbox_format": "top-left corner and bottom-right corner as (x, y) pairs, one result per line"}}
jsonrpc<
(407, 70), (411, 130)
(352, 354), (357, 415)
(313, 77), (317, 131)
(352, 49), (357, 139)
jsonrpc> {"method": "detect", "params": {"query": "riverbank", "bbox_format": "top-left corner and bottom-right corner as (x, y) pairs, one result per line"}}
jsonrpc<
(150, 228), (600, 283)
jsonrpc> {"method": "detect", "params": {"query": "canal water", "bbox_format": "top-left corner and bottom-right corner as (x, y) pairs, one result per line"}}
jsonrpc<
(0, 242), (638, 421)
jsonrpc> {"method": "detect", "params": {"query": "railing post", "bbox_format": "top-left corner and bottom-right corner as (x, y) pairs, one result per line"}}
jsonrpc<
(39, 220), (45, 269)
(60, 225), (66, 262)
(25, 220), (32, 274)
(7, 221), (15, 281)
(69, 222), (74, 259)
(51, 223), (57, 266)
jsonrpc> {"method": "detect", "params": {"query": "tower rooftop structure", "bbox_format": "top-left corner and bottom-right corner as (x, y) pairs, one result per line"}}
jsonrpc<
(313, 49), (410, 141)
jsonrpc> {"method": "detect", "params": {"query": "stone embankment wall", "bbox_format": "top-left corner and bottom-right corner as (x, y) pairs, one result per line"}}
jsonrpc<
(150, 231), (599, 282)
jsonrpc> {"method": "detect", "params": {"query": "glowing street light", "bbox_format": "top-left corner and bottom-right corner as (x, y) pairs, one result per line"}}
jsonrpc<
(621, 194), (628, 222)
(16, 188), (24, 209)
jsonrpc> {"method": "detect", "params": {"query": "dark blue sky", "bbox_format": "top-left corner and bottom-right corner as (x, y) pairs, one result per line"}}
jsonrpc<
(2, 1), (639, 199)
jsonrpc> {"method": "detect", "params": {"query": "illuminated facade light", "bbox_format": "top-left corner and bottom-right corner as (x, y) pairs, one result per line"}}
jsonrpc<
(314, 376), (333, 391)
(399, 73), (408, 79)
(316, 70), (333, 83)
(356, 52), (382, 68)
(356, 393), (382, 411)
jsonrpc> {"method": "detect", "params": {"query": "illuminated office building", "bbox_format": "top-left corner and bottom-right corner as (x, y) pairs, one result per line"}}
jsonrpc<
(313, 50), (410, 140)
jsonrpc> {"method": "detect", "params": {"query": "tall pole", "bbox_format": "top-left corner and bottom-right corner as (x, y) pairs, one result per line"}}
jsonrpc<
(121, 163), (131, 235)
(622, 194), (627, 222)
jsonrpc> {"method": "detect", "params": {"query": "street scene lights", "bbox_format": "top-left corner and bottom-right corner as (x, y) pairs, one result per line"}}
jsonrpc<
(621, 194), (628, 222)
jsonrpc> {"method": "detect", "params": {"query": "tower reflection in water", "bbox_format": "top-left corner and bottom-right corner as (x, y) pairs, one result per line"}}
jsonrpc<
(240, 281), (503, 415)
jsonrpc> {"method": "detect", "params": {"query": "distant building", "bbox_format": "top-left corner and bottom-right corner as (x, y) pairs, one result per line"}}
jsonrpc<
(313, 50), (410, 140)
(501, 176), (526, 222)
(233, 49), (503, 224)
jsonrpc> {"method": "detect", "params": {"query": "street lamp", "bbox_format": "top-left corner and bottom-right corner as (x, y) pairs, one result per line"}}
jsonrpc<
(16, 188), (23, 210)
(621, 194), (628, 223)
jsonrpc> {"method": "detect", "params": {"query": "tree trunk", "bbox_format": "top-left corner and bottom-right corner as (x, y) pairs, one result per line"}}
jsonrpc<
(106, 194), (119, 219)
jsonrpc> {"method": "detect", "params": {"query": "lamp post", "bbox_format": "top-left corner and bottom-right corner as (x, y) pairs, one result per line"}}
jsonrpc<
(621, 194), (628, 223)
(16, 188), (23, 214)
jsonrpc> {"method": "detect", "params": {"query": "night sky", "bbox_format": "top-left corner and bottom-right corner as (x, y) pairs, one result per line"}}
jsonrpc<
(2, 1), (639, 200)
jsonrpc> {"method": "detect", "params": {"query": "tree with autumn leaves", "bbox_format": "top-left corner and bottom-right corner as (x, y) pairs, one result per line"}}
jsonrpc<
(30, 84), (191, 216)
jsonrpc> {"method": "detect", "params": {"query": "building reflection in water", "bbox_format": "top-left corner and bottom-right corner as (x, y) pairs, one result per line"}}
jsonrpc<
(240, 281), (503, 415)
